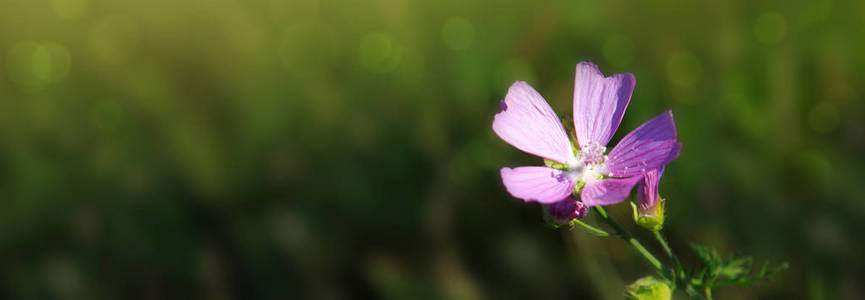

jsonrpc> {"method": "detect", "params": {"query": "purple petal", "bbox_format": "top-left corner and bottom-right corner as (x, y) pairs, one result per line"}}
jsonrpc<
(572, 62), (635, 148)
(638, 168), (663, 210)
(606, 111), (681, 177)
(500, 166), (575, 204)
(580, 176), (642, 207)
(547, 195), (589, 223)
(493, 81), (577, 165)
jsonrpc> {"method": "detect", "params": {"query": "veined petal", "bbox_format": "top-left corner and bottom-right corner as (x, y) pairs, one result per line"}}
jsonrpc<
(638, 168), (663, 211)
(500, 166), (575, 204)
(572, 62), (635, 148)
(606, 110), (681, 177)
(580, 176), (642, 207)
(493, 81), (577, 165)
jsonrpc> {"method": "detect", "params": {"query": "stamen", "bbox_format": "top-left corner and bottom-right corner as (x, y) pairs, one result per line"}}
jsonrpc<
(579, 142), (607, 165)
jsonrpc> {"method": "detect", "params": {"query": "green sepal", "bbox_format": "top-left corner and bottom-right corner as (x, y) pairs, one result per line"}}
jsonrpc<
(543, 159), (569, 170)
(573, 180), (586, 194)
(631, 199), (665, 232)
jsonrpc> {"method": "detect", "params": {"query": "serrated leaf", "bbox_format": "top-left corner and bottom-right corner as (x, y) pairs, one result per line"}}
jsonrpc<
(720, 256), (752, 279)
(710, 261), (790, 288)
(773, 262), (790, 272)
(691, 244), (722, 282)
(691, 244), (722, 267)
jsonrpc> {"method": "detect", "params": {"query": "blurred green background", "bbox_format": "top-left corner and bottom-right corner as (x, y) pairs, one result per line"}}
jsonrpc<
(1, 0), (864, 299)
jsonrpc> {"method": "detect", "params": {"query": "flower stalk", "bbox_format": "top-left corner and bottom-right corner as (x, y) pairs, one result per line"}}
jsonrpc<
(653, 230), (685, 281)
(569, 218), (611, 237)
(593, 207), (663, 272)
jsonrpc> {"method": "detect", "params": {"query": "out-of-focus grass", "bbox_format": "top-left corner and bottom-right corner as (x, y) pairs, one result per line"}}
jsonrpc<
(1, 0), (864, 298)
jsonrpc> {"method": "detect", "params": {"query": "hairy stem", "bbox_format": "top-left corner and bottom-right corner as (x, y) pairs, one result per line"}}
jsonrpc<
(653, 230), (685, 280)
(593, 207), (663, 272)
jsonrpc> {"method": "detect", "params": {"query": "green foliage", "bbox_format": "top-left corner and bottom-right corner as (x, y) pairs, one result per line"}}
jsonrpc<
(688, 244), (789, 291)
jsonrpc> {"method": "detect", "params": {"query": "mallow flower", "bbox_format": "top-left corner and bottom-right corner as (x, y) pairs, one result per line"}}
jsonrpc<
(493, 62), (681, 208)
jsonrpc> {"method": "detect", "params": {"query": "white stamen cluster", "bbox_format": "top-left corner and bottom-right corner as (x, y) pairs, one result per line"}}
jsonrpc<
(565, 142), (609, 190)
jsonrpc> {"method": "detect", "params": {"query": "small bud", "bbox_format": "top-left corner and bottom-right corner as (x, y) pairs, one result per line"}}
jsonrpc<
(625, 276), (672, 300)
(633, 169), (665, 231)
(632, 200), (665, 232)
(547, 195), (588, 223)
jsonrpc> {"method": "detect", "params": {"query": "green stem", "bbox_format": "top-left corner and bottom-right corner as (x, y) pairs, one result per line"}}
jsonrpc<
(569, 218), (610, 237)
(593, 207), (663, 272)
(685, 285), (702, 298)
(705, 287), (713, 300)
(653, 230), (685, 280)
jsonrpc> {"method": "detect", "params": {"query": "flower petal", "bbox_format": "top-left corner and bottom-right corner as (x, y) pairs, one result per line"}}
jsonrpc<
(493, 81), (577, 165)
(572, 62), (635, 148)
(638, 168), (663, 211)
(580, 176), (642, 207)
(500, 166), (575, 204)
(606, 110), (681, 177)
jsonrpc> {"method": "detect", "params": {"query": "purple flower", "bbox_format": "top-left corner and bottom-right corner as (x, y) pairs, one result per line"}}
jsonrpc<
(638, 168), (663, 213)
(547, 195), (589, 223)
(493, 62), (681, 207)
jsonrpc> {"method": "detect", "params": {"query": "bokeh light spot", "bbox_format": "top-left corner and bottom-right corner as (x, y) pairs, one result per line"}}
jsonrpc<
(441, 17), (475, 51)
(51, 0), (88, 19)
(5, 42), (71, 89)
(754, 12), (787, 45)
(666, 50), (701, 88)
(89, 15), (140, 64)
(602, 34), (635, 67)
(809, 102), (839, 134)
(358, 32), (402, 73)
(31, 47), (55, 82)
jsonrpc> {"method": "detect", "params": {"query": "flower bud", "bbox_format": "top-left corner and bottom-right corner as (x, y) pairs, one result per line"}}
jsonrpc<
(547, 195), (588, 223)
(625, 276), (672, 300)
(632, 169), (665, 231)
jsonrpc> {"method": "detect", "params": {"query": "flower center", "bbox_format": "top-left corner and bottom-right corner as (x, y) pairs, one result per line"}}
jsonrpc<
(563, 143), (608, 192)
(579, 142), (606, 165)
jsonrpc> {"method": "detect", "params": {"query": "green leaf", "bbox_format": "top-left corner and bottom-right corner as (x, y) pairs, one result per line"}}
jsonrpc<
(691, 244), (722, 271)
(686, 244), (789, 291)
(719, 256), (752, 279)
